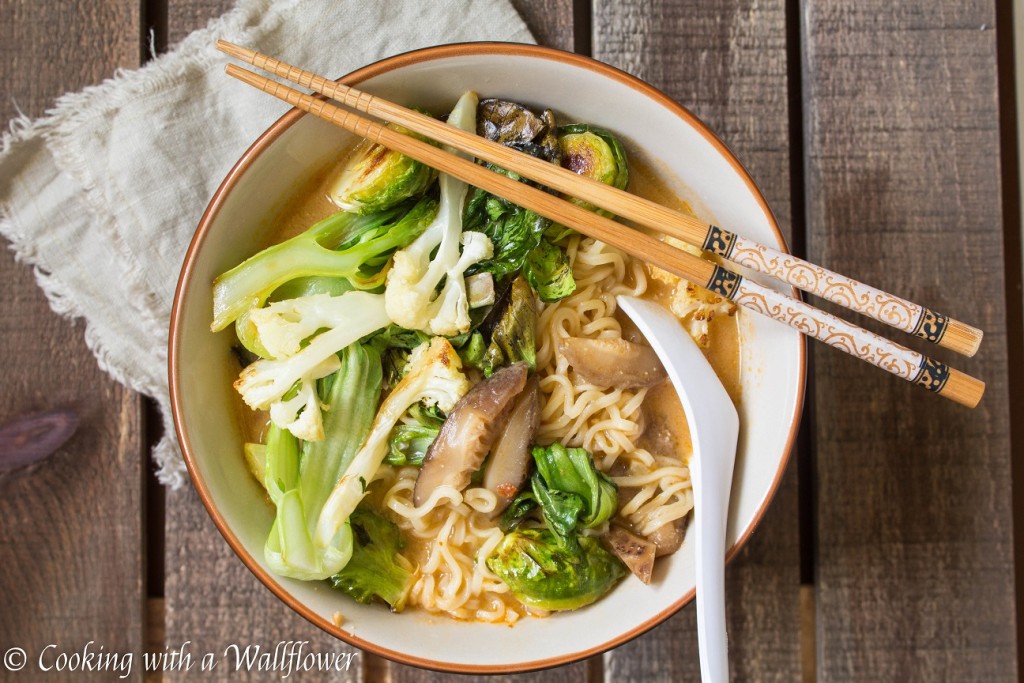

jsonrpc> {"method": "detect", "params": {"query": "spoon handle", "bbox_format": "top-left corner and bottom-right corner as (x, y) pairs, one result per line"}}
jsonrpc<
(693, 434), (736, 683)
(616, 297), (739, 683)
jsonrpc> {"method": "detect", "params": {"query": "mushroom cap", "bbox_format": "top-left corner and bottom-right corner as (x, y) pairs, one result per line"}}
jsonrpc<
(413, 362), (528, 506)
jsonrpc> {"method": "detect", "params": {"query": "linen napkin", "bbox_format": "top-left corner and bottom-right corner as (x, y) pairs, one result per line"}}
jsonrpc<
(0, 0), (534, 487)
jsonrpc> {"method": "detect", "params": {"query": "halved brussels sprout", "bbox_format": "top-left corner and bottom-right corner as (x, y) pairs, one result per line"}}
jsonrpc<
(486, 528), (626, 611)
(327, 122), (438, 214)
(557, 124), (629, 215)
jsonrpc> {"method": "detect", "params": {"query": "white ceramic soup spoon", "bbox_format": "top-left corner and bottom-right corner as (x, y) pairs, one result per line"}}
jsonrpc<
(617, 296), (739, 683)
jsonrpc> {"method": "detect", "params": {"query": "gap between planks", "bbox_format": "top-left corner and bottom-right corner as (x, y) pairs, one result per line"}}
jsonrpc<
(800, 585), (816, 683)
(996, 0), (1024, 676)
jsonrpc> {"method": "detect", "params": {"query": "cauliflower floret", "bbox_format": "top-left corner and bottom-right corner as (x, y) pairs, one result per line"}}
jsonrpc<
(267, 358), (338, 441)
(388, 230), (493, 335)
(234, 291), (391, 439)
(384, 90), (493, 336)
(669, 281), (736, 347)
(316, 337), (470, 548)
(647, 236), (737, 347)
(251, 293), (359, 359)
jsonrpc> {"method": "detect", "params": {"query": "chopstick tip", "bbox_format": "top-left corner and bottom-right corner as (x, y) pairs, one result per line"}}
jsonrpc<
(216, 39), (253, 61)
(224, 63), (261, 89)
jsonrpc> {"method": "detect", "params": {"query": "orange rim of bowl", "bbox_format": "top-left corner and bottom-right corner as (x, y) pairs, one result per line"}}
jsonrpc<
(169, 41), (807, 674)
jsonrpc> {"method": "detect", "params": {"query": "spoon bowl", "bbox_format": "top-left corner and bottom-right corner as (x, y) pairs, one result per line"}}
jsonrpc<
(618, 295), (739, 683)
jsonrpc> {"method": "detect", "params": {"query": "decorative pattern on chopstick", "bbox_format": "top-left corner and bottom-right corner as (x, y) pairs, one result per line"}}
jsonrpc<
(215, 40), (983, 359)
(702, 226), (967, 352)
(220, 60), (985, 408)
(703, 269), (971, 399)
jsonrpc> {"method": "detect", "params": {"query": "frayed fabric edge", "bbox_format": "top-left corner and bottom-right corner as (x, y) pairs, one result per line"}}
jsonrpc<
(1, 192), (187, 487)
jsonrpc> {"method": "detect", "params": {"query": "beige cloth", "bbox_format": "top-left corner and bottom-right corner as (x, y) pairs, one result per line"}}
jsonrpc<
(0, 0), (533, 486)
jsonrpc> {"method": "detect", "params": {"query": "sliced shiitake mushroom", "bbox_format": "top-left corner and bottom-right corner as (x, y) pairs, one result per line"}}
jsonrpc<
(413, 363), (527, 506)
(482, 375), (541, 514)
(602, 525), (657, 584)
(560, 337), (667, 389)
(647, 517), (687, 557)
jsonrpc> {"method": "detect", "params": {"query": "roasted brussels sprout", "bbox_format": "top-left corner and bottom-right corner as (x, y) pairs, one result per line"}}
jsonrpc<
(523, 239), (575, 303)
(558, 124), (629, 213)
(477, 99), (560, 164)
(486, 528), (626, 610)
(327, 122), (438, 214)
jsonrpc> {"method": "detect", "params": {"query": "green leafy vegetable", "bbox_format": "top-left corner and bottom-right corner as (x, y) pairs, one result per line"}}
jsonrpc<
(456, 330), (487, 369)
(269, 275), (354, 302)
(385, 424), (439, 467)
(532, 443), (617, 530)
(500, 443), (617, 543)
(479, 275), (537, 374)
(329, 509), (414, 611)
(486, 528), (625, 610)
(530, 476), (586, 542)
(524, 239), (576, 303)
(263, 342), (382, 581)
(327, 119), (438, 214)
(463, 188), (549, 279)
(499, 491), (538, 532)
(407, 401), (447, 427)
(369, 325), (433, 387)
(212, 198), (436, 332)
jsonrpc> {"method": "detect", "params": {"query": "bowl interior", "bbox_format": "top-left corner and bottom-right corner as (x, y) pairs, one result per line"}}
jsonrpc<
(172, 45), (803, 673)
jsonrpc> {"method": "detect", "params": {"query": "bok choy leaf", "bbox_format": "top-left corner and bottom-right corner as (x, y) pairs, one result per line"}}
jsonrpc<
(263, 342), (382, 581)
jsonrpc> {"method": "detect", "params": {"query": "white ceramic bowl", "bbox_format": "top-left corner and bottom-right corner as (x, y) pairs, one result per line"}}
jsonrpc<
(170, 43), (805, 674)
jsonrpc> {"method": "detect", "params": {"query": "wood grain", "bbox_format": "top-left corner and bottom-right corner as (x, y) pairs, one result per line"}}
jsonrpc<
(509, 0), (575, 53)
(166, 0), (234, 47)
(593, 0), (804, 680)
(0, 0), (145, 679)
(802, 0), (1018, 680)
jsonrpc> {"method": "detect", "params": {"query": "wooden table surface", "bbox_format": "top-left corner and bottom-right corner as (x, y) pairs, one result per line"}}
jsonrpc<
(0, 0), (1019, 680)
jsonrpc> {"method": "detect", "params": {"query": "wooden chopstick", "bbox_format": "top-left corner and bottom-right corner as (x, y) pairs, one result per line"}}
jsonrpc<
(217, 40), (983, 359)
(219, 59), (985, 409)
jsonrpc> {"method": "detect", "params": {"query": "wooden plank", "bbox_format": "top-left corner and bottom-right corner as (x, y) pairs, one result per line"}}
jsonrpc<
(166, 0), (232, 47)
(509, 0), (575, 53)
(802, 1), (1018, 680)
(592, 0), (804, 680)
(165, 0), (576, 53)
(0, 0), (145, 680)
